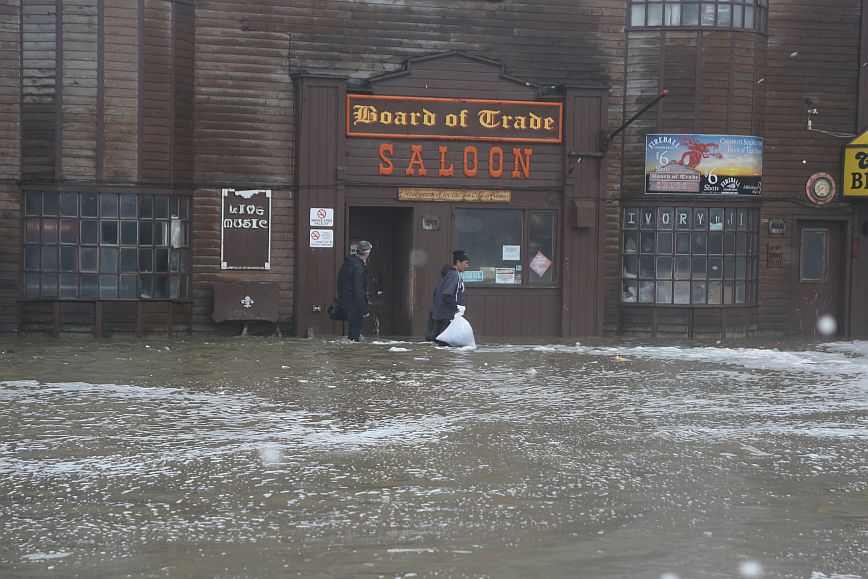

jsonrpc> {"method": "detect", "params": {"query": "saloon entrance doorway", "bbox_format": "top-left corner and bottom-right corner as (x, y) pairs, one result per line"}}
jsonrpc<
(349, 206), (413, 337)
(293, 52), (607, 339)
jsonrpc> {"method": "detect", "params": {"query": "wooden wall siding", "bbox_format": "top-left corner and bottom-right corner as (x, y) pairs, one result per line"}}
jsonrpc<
(282, 1), (622, 87)
(18, 0), (194, 185)
(293, 77), (345, 337)
(21, 0), (57, 179)
(172, 1), (194, 183)
(731, 34), (765, 136)
(621, 31), (663, 196)
(756, 216), (793, 334)
(19, 301), (57, 335)
(862, 0), (868, 132)
(697, 32), (732, 132)
(365, 53), (541, 100)
(661, 32), (699, 134)
(191, 3), (296, 333)
(563, 88), (608, 336)
(190, 186), (221, 328)
(0, 2), (21, 178)
(618, 305), (655, 338)
(0, 2), (21, 335)
(60, 0), (98, 180)
(601, 203), (622, 335)
(140, 0), (173, 181)
(0, 184), (20, 334)
(194, 3), (293, 182)
(103, 0), (139, 181)
(622, 30), (766, 196)
(465, 289), (561, 337)
(140, 0), (194, 185)
(18, 300), (192, 336)
(618, 306), (758, 338)
(762, 0), (859, 201)
(851, 206), (868, 338)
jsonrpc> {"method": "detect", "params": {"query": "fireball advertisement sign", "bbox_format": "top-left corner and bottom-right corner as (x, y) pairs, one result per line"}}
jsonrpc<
(645, 134), (763, 196)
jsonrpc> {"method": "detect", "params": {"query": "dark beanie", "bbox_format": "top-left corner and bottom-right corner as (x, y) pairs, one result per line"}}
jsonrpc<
(452, 250), (469, 262)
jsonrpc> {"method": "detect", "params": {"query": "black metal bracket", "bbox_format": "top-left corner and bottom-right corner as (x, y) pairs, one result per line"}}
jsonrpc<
(605, 89), (669, 149)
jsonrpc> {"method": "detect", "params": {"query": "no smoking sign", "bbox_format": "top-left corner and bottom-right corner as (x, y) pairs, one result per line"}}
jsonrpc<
(309, 228), (333, 247)
(309, 207), (334, 227)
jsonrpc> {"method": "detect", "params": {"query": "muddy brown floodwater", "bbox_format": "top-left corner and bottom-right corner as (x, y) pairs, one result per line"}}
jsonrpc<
(0, 336), (866, 578)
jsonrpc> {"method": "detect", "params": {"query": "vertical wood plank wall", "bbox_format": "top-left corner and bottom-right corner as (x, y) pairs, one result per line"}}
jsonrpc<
(0, 1), (21, 332)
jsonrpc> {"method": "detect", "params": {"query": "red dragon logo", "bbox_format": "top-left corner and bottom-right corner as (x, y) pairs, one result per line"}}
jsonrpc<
(676, 137), (723, 169)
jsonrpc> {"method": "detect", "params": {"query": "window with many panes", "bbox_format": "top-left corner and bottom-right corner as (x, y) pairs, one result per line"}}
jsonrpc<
(23, 191), (191, 300)
(453, 208), (556, 285)
(621, 206), (758, 305)
(629, 0), (768, 31)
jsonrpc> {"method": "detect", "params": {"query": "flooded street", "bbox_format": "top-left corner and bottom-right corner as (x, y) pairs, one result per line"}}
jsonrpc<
(0, 336), (866, 578)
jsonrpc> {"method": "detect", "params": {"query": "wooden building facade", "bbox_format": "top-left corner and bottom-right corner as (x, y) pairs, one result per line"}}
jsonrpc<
(0, 0), (865, 339)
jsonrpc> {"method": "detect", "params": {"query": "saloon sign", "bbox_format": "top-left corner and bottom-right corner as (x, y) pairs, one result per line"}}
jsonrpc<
(346, 94), (562, 180)
(645, 134), (763, 195)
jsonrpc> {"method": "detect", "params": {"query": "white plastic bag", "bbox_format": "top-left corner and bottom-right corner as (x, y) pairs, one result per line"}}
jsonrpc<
(436, 308), (476, 347)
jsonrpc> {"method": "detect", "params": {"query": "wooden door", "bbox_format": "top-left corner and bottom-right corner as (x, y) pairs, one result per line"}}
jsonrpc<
(793, 220), (846, 336)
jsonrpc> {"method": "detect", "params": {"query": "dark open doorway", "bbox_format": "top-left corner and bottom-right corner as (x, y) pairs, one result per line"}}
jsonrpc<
(349, 206), (414, 337)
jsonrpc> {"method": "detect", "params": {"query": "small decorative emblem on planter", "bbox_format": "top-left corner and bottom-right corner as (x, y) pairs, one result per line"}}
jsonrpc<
(241, 295), (254, 309)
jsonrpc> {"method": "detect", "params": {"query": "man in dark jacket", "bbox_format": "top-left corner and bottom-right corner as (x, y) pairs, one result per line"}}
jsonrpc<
(426, 250), (469, 343)
(337, 240), (372, 341)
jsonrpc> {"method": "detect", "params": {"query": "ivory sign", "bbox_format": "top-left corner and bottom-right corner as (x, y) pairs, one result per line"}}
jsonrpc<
(221, 189), (271, 270)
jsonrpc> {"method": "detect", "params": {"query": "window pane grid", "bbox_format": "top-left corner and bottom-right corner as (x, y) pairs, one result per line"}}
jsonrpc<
(22, 192), (191, 300)
(622, 206), (758, 304)
(628, 0), (767, 30)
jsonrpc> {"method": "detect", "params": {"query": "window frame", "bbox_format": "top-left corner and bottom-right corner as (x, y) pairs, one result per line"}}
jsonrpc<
(628, 0), (768, 32)
(799, 228), (829, 283)
(22, 191), (192, 301)
(621, 205), (759, 306)
(452, 206), (559, 288)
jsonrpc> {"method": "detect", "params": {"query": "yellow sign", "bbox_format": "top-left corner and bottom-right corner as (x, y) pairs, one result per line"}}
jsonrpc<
(397, 188), (511, 203)
(843, 129), (868, 197)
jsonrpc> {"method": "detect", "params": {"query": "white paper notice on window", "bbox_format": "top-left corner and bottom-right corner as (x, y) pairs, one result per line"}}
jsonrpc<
(495, 267), (516, 284)
(502, 245), (521, 260)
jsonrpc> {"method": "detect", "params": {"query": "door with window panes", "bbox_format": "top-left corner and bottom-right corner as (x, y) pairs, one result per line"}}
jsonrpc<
(794, 220), (845, 336)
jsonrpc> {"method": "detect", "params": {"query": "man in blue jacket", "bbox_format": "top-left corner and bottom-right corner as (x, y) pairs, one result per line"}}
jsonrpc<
(426, 250), (469, 343)
(337, 240), (372, 341)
